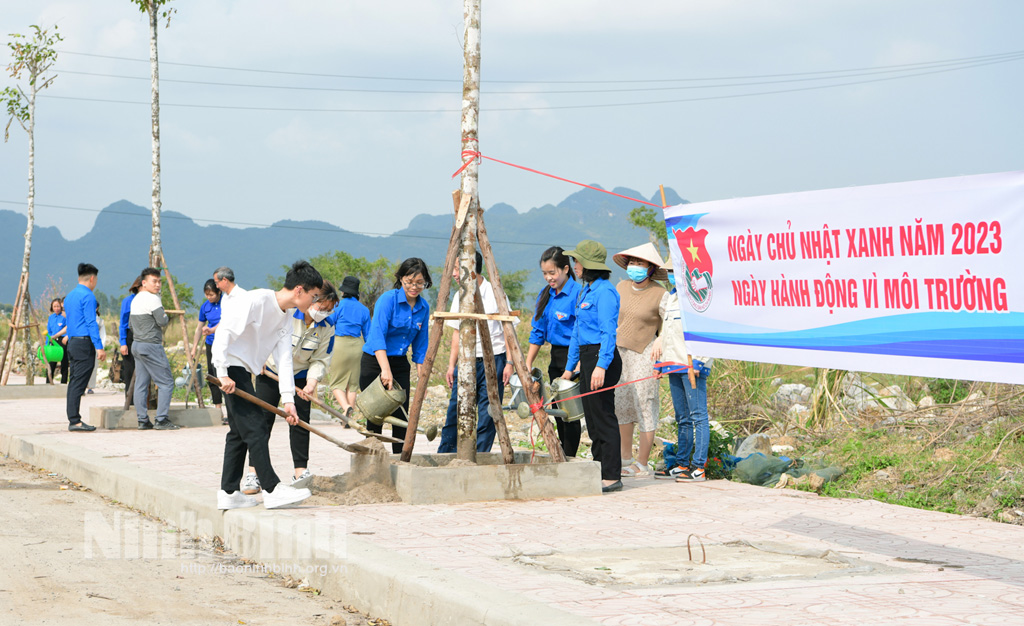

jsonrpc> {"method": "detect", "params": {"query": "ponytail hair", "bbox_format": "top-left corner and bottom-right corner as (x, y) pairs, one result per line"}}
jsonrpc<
(534, 246), (572, 322)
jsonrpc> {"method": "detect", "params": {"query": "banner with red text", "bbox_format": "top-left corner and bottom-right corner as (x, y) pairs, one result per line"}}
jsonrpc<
(663, 171), (1024, 384)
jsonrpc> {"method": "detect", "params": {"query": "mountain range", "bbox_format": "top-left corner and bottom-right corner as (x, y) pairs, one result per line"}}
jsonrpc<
(0, 185), (686, 308)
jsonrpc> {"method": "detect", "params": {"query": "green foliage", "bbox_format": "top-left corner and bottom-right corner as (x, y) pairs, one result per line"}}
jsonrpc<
(485, 267), (530, 309)
(705, 426), (736, 479)
(130, 0), (177, 26)
(628, 206), (669, 259)
(926, 378), (971, 404)
(3, 24), (62, 141)
(160, 272), (195, 313)
(270, 251), (396, 312)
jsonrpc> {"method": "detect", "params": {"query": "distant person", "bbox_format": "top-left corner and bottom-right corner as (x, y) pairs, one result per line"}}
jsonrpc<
(64, 263), (106, 432)
(118, 277), (142, 406)
(86, 302), (108, 394)
(525, 246), (582, 457)
(194, 279), (226, 423)
(361, 258), (431, 453)
(437, 251), (515, 454)
(612, 243), (667, 478)
(130, 267), (178, 430)
(241, 280), (338, 496)
(212, 260), (324, 510)
(46, 298), (69, 384)
(562, 240), (623, 492)
(326, 276), (371, 421)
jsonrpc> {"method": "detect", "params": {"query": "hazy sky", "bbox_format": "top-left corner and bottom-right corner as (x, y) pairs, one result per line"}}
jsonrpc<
(1, 1), (1022, 240)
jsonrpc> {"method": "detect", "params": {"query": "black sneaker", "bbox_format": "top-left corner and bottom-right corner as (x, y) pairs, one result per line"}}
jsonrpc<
(138, 421), (154, 430)
(654, 465), (687, 480)
(154, 419), (180, 431)
(68, 422), (96, 432)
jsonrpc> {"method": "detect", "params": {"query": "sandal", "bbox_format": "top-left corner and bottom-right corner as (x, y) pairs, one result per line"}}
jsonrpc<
(621, 459), (647, 477)
(630, 462), (651, 477)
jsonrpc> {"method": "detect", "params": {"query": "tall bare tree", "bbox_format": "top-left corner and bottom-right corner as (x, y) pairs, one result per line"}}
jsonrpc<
(455, 0), (482, 460)
(130, 0), (175, 266)
(1, 25), (62, 384)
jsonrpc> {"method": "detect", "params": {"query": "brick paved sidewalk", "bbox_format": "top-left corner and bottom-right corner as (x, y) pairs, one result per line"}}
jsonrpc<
(2, 389), (1023, 625)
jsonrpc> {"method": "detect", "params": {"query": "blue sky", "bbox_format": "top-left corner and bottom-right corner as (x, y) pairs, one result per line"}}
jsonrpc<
(1, 0), (1022, 240)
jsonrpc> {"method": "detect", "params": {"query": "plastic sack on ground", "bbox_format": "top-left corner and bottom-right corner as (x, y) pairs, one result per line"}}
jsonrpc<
(733, 453), (793, 486)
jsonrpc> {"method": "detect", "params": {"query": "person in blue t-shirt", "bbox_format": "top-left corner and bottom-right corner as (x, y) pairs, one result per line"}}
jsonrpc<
(326, 276), (371, 421)
(64, 263), (106, 431)
(118, 276), (142, 406)
(361, 258), (431, 453)
(562, 240), (624, 492)
(193, 279), (226, 422)
(525, 246), (583, 457)
(46, 298), (70, 384)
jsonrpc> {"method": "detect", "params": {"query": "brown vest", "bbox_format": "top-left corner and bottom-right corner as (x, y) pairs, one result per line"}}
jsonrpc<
(616, 280), (666, 353)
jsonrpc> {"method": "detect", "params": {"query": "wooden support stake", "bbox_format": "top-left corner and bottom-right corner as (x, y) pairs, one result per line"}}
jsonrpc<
(433, 311), (520, 322)
(475, 290), (515, 465)
(400, 190), (471, 462)
(159, 253), (204, 408)
(475, 206), (566, 462)
(0, 273), (29, 385)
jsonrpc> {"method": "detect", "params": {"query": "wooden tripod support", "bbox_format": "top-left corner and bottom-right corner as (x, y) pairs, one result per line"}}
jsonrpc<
(399, 190), (566, 464)
(0, 272), (54, 385)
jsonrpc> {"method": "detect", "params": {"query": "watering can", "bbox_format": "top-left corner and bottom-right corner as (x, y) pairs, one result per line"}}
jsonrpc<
(514, 371), (571, 421)
(37, 337), (63, 363)
(355, 377), (438, 441)
(548, 377), (585, 422)
(504, 367), (543, 411)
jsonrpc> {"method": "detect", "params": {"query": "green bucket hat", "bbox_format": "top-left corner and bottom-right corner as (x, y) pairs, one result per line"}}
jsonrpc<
(565, 239), (611, 271)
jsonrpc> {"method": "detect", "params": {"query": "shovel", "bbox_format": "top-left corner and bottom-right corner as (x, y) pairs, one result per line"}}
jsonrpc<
(261, 370), (402, 445)
(206, 374), (371, 455)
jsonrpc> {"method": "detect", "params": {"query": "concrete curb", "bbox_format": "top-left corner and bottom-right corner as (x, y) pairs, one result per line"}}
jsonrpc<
(0, 429), (597, 626)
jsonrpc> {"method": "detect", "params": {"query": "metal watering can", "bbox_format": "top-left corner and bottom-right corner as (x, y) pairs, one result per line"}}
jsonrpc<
(548, 377), (585, 422)
(514, 367), (581, 421)
(355, 377), (438, 441)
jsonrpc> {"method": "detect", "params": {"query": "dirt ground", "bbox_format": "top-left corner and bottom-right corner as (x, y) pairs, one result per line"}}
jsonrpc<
(0, 455), (390, 626)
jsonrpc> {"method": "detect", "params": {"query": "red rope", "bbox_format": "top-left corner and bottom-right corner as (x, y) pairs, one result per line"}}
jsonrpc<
(452, 150), (664, 208)
(544, 363), (690, 409)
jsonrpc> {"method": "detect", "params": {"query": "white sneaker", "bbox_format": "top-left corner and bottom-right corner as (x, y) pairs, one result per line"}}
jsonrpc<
(291, 469), (314, 490)
(241, 472), (261, 495)
(263, 483), (312, 509)
(217, 490), (260, 510)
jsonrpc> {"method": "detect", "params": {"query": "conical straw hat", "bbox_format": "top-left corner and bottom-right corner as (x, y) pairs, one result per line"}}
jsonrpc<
(612, 242), (668, 281)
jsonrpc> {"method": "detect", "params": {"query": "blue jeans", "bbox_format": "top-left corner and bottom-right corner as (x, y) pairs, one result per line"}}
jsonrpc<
(668, 372), (709, 469)
(437, 352), (507, 453)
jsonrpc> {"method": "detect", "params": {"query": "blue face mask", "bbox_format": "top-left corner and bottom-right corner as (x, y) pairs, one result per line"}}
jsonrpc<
(626, 266), (650, 283)
(667, 273), (676, 287)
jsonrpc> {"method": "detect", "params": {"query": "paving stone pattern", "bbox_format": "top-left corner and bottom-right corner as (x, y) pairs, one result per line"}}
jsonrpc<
(2, 390), (1024, 625)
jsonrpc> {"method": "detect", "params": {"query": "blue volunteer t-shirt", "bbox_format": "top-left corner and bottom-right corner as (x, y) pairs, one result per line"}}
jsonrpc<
(198, 298), (222, 346)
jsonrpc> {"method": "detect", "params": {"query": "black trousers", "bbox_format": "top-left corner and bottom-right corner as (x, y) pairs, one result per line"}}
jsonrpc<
(122, 329), (135, 407)
(221, 366), (280, 493)
(253, 373), (311, 469)
(65, 337), (96, 423)
(579, 344), (623, 481)
(48, 336), (69, 384)
(204, 343), (224, 405)
(548, 345), (582, 458)
(359, 352), (410, 454)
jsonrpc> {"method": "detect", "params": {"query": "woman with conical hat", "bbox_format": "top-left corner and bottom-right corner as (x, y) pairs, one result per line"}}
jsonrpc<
(611, 242), (667, 478)
(562, 240), (624, 493)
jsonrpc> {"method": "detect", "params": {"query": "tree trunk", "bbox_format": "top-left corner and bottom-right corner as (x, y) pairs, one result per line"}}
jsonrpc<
(455, 0), (482, 461)
(148, 0), (163, 267)
(20, 82), (37, 385)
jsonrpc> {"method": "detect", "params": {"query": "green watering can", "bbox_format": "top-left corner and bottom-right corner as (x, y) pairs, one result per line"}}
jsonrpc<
(38, 337), (64, 363)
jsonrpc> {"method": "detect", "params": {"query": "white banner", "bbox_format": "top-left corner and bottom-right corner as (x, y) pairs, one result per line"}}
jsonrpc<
(663, 171), (1024, 384)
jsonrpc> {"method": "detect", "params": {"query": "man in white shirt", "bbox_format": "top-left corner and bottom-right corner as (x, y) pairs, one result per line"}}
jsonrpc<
(212, 260), (323, 510)
(437, 251), (516, 454)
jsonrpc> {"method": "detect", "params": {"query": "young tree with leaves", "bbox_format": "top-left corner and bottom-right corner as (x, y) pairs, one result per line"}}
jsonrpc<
(1, 25), (62, 384)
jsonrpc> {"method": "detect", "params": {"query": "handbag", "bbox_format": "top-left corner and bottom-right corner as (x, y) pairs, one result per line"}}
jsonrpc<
(110, 349), (124, 384)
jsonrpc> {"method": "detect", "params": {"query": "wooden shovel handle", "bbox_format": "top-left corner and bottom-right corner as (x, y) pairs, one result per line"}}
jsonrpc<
(206, 374), (370, 454)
